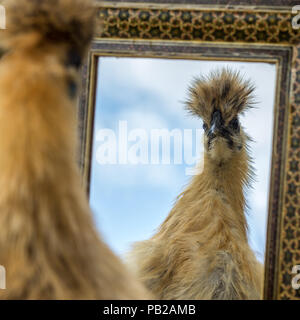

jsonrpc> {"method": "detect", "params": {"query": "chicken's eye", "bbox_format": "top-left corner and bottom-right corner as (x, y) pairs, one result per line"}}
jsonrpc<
(229, 117), (239, 131)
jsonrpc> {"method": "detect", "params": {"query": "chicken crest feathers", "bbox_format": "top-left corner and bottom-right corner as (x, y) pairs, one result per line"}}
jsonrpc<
(186, 68), (255, 124)
(1, 0), (95, 58)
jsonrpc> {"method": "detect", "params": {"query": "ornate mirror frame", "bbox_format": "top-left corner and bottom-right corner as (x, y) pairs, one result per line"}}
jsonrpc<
(78, 0), (300, 300)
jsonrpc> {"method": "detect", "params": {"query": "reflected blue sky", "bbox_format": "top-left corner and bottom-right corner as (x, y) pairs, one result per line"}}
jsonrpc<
(89, 57), (276, 263)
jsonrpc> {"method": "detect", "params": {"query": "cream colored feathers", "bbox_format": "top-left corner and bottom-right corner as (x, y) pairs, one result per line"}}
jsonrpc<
(129, 69), (263, 300)
(0, 0), (150, 299)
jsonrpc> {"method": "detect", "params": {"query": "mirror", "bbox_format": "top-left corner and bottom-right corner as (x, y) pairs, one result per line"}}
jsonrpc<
(78, 0), (298, 300)
(88, 57), (276, 266)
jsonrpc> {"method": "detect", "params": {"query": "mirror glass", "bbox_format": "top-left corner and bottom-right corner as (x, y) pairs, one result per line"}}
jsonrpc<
(89, 57), (276, 264)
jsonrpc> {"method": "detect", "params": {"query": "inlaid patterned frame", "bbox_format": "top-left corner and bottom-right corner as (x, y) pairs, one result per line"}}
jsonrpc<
(78, 0), (300, 300)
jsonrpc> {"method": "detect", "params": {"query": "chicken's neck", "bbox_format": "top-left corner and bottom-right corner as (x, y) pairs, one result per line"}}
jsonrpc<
(157, 146), (251, 242)
(202, 148), (251, 216)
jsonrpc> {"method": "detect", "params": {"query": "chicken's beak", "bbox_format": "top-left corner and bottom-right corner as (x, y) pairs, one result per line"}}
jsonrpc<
(208, 110), (223, 137)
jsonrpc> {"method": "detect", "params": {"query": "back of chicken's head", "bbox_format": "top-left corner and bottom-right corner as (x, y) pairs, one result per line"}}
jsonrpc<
(1, 0), (95, 100)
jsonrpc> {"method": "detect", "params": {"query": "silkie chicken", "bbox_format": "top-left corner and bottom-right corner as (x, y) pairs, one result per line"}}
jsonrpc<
(128, 69), (263, 300)
(0, 0), (150, 299)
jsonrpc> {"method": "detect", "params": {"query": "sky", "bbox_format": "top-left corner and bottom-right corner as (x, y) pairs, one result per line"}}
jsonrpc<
(89, 57), (276, 263)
